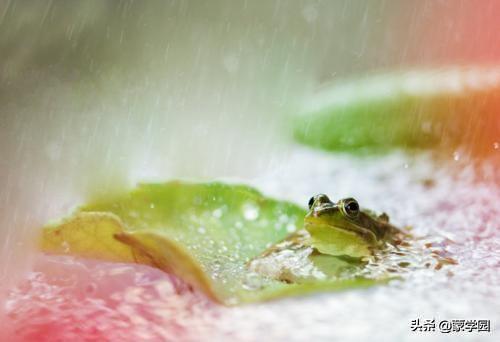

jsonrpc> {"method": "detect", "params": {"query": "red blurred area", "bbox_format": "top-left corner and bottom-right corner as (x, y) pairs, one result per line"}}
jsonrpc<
(2, 255), (218, 342)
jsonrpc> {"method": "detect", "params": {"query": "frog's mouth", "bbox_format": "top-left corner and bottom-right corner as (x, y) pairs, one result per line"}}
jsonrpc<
(304, 211), (379, 245)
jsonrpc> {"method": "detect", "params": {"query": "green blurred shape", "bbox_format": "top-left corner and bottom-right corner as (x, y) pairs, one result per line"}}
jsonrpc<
(294, 67), (500, 155)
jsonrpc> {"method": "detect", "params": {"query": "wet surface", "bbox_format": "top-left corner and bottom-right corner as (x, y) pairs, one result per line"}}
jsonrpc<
(3, 256), (218, 341)
(3, 148), (500, 341)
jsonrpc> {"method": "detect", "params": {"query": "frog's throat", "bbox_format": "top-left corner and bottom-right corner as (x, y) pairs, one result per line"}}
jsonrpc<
(304, 220), (379, 245)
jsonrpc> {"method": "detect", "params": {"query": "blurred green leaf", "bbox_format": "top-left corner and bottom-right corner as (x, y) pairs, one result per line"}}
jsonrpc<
(294, 67), (500, 156)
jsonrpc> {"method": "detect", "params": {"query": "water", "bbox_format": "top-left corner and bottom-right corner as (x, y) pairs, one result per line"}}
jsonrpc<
(3, 148), (499, 341)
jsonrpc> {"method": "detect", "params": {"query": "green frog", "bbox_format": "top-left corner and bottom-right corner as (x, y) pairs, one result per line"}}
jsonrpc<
(248, 194), (404, 283)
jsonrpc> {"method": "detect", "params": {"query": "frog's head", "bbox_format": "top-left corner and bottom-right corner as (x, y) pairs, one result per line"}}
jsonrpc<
(304, 194), (393, 247)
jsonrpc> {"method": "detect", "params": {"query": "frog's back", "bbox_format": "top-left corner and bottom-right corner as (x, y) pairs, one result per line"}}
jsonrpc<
(359, 210), (401, 242)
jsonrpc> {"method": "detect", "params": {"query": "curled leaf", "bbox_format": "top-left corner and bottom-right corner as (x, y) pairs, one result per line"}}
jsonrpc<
(41, 181), (383, 304)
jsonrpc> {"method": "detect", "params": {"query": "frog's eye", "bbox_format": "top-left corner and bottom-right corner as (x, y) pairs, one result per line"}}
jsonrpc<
(308, 194), (331, 209)
(341, 198), (360, 218)
(316, 194), (331, 204)
(308, 196), (315, 209)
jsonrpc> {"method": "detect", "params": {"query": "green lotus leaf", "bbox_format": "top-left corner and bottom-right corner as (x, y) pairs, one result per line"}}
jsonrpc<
(294, 67), (500, 155)
(41, 181), (382, 305)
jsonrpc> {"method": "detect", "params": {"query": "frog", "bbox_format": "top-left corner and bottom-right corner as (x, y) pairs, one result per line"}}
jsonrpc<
(247, 194), (404, 283)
